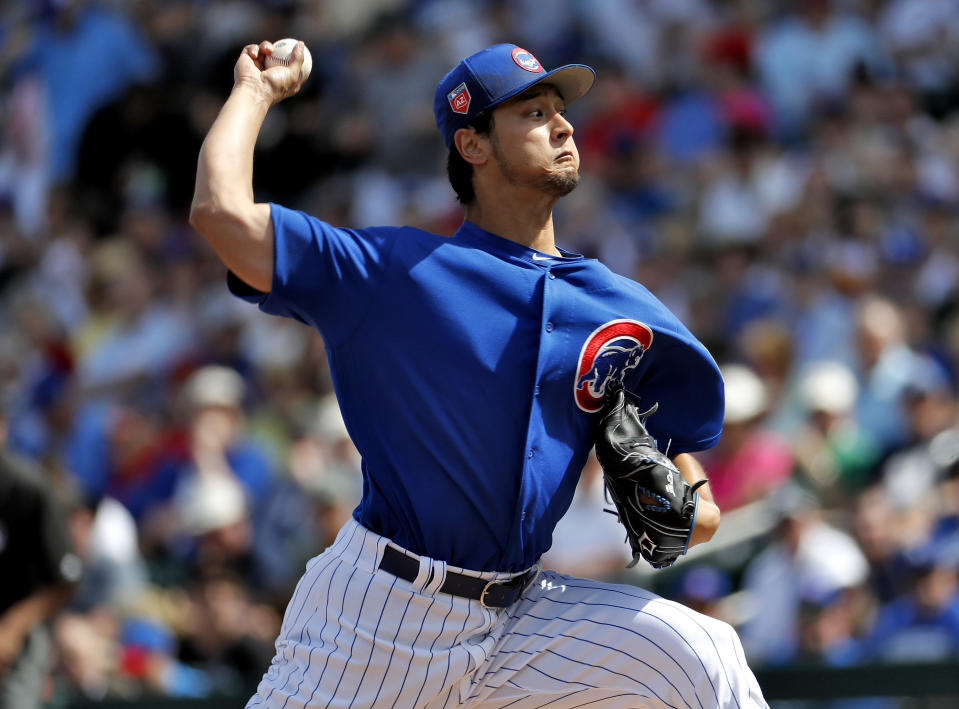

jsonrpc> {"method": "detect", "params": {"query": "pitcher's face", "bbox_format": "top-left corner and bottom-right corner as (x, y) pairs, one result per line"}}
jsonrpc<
(489, 85), (580, 197)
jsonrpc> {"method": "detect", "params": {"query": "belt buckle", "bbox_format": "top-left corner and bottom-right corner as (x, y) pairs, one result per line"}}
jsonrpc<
(480, 566), (539, 609)
(480, 578), (507, 609)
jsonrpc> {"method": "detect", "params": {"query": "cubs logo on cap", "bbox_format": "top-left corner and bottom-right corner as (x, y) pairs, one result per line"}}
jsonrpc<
(511, 47), (543, 73)
(447, 82), (471, 114)
(574, 319), (653, 412)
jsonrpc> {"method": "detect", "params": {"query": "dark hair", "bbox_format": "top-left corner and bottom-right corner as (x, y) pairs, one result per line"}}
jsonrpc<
(446, 111), (495, 204)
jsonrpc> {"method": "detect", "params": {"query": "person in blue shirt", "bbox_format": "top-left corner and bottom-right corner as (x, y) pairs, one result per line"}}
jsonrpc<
(191, 39), (766, 709)
(861, 539), (959, 663)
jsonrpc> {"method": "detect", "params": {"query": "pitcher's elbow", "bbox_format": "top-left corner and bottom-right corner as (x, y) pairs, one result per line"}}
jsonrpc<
(189, 199), (216, 235)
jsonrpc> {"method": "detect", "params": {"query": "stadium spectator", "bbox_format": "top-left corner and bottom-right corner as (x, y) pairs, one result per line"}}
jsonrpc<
(861, 538), (959, 662)
(739, 483), (869, 665)
(701, 363), (794, 511)
(0, 407), (82, 708)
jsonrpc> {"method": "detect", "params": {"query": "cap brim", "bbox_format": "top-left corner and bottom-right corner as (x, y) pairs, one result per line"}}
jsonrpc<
(537, 64), (596, 106)
(491, 64), (596, 113)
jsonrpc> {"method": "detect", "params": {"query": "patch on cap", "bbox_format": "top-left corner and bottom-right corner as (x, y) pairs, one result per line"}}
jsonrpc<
(447, 82), (471, 114)
(511, 47), (542, 73)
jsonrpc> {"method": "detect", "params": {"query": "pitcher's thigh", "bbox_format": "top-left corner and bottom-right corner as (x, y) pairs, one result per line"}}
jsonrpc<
(467, 571), (766, 709)
(246, 553), (482, 709)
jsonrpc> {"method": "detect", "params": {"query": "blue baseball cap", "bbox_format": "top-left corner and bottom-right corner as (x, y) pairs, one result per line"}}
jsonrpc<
(434, 44), (595, 149)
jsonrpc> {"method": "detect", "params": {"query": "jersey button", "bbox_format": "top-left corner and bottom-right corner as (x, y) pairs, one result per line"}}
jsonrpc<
(528, 449), (534, 459)
(545, 322), (554, 332)
(534, 385), (541, 396)
(548, 273), (556, 280)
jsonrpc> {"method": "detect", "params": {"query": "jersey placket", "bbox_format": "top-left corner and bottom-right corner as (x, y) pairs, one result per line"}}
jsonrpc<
(509, 262), (568, 558)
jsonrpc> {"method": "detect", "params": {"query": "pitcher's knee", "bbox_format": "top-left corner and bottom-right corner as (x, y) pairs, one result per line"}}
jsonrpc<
(682, 613), (760, 707)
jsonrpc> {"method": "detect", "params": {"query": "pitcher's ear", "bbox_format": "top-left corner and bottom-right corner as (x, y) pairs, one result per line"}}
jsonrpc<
(453, 127), (489, 166)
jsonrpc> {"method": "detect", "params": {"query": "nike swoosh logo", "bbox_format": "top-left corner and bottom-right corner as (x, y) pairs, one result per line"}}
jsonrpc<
(531, 253), (554, 261)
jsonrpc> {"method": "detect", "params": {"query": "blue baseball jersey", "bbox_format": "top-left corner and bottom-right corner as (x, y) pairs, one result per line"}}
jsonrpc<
(229, 204), (724, 571)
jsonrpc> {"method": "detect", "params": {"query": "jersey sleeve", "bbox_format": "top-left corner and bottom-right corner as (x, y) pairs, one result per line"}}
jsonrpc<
(632, 332), (725, 454)
(608, 277), (724, 454)
(228, 203), (395, 346)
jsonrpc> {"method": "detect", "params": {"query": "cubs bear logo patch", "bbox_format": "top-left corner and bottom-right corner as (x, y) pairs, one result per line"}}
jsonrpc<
(574, 319), (653, 412)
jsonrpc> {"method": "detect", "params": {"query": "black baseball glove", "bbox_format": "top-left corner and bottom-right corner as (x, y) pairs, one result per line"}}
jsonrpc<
(594, 381), (708, 569)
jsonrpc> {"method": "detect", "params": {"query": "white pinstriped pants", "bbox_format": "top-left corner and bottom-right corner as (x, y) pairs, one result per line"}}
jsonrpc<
(246, 518), (767, 709)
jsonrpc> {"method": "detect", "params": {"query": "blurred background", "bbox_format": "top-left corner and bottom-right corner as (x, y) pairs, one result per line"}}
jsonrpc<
(2, 0), (959, 706)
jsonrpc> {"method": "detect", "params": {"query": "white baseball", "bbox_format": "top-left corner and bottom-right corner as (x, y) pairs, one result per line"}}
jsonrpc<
(265, 38), (312, 82)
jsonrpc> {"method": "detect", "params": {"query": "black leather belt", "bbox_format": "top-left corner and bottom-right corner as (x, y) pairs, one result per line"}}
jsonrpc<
(378, 545), (536, 609)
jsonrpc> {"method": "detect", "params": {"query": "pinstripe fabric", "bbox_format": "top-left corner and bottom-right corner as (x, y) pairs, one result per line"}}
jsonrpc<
(465, 573), (765, 708)
(246, 519), (767, 709)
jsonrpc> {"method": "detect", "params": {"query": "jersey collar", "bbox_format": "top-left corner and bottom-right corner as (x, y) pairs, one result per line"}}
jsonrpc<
(455, 220), (584, 265)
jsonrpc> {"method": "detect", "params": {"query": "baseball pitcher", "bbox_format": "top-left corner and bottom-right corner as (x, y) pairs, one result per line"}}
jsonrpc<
(191, 38), (768, 708)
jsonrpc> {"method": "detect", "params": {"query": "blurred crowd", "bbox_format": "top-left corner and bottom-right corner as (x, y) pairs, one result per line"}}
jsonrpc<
(3, 0), (959, 704)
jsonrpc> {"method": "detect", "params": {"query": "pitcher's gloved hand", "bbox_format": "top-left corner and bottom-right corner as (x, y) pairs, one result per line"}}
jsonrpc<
(594, 382), (708, 569)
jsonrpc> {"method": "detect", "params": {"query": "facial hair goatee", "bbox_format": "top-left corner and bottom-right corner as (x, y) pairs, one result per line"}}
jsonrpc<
(491, 136), (579, 197)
